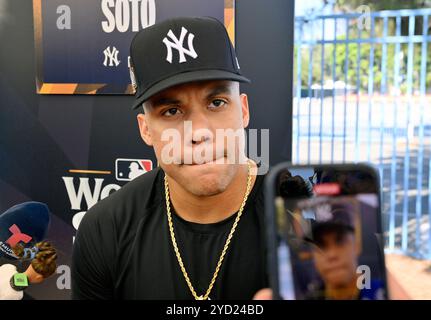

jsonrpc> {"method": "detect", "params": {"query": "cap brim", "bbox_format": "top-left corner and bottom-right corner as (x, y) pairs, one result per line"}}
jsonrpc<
(131, 69), (251, 110)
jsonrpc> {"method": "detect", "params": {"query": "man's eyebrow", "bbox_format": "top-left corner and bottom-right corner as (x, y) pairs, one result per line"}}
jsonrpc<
(149, 97), (181, 109)
(148, 84), (233, 108)
(205, 84), (233, 98)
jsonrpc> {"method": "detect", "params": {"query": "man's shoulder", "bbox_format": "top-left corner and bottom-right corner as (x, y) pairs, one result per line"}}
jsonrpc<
(80, 167), (163, 227)
(106, 165), (163, 204)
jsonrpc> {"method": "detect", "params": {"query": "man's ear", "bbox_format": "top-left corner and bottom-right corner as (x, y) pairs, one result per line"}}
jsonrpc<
(137, 113), (153, 146)
(240, 93), (250, 128)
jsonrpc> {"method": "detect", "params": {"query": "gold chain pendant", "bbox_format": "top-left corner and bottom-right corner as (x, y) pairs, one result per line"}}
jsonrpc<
(165, 160), (253, 300)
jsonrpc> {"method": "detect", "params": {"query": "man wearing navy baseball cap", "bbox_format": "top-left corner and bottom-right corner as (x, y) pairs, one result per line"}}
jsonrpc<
(72, 16), (268, 300)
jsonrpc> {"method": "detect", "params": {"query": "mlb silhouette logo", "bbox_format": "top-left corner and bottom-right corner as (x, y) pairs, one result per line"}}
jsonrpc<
(115, 158), (153, 182)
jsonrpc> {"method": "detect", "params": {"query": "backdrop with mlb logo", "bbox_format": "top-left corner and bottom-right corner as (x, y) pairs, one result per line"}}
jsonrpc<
(0, 0), (294, 299)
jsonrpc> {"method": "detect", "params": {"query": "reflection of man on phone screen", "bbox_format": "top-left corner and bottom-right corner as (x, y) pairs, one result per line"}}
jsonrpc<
(308, 215), (385, 300)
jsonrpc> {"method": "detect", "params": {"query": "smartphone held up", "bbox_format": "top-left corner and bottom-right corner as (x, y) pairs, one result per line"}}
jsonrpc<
(265, 163), (388, 300)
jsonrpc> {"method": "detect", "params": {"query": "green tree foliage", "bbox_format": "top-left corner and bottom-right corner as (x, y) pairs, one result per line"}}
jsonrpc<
(295, 0), (431, 93)
(335, 0), (431, 12)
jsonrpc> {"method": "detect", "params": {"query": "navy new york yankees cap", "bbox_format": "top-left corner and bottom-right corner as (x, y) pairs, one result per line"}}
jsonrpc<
(129, 16), (250, 110)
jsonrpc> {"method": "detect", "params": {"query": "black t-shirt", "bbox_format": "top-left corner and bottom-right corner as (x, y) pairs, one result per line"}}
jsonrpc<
(71, 167), (268, 300)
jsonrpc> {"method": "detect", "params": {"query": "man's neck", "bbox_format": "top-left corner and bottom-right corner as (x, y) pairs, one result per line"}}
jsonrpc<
(167, 160), (257, 224)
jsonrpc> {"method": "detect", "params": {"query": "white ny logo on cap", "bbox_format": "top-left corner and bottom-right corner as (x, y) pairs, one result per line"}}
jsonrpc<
(163, 27), (198, 64)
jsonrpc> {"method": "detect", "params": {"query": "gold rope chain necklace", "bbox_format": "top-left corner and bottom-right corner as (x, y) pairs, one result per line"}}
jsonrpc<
(164, 160), (253, 300)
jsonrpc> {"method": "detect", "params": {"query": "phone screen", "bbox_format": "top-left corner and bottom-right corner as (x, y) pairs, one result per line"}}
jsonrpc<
(270, 165), (388, 300)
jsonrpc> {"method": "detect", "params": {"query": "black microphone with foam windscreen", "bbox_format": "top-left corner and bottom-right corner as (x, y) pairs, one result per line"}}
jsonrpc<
(0, 202), (51, 260)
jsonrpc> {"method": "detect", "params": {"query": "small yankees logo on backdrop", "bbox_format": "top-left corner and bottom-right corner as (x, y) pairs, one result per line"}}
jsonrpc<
(163, 26), (198, 64)
(103, 46), (120, 67)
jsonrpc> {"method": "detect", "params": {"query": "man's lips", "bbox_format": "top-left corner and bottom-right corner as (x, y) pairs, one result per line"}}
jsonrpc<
(180, 156), (226, 166)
